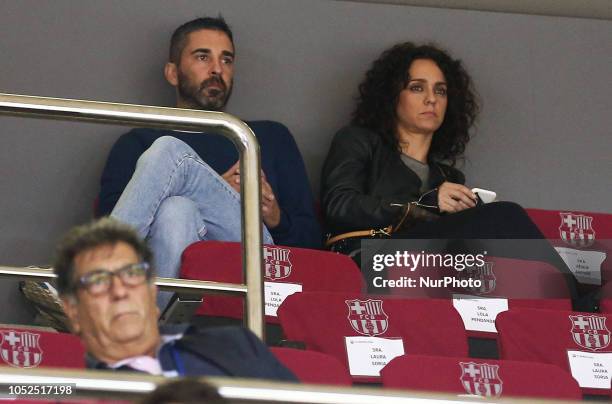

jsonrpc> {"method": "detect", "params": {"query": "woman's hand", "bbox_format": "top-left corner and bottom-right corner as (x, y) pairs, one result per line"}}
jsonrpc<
(437, 181), (477, 213)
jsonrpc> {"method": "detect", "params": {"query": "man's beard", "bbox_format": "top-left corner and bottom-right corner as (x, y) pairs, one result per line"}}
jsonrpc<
(177, 71), (233, 111)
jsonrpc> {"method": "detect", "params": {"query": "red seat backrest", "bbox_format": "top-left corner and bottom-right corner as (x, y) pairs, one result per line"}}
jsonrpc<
(454, 297), (573, 340)
(496, 307), (612, 396)
(180, 241), (364, 323)
(0, 327), (84, 369)
(526, 208), (612, 241)
(277, 292), (467, 382)
(388, 255), (573, 339)
(270, 347), (352, 386)
(389, 256), (572, 299)
(381, 354), (582, 400)
(526, 208), (612, 285)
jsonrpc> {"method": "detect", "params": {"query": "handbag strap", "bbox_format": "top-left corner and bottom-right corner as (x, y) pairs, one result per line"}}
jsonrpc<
(393, 202), (414, 231)
(324, 203), (415, 248)
(325, 226), (393, 248)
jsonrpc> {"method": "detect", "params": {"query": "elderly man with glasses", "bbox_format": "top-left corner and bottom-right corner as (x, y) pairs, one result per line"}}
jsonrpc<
(54, 218), (295, 380)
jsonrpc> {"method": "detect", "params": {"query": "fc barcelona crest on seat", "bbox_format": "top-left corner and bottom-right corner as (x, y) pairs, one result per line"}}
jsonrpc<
(559, 212), (596, 248)
(459, 361), (503, 398)
(345, 299), (388, 336)
(569, 315), (611, 351)
(0, 329), (43, 368)
(264, 246), (292, 280)
(459, 261), (496, 295)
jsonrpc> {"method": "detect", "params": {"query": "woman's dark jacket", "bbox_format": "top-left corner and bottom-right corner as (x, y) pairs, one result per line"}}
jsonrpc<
(321, 126), (465, 236)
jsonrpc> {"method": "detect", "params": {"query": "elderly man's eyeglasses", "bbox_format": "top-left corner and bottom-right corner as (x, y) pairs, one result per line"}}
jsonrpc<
(75, 262), (151, 295)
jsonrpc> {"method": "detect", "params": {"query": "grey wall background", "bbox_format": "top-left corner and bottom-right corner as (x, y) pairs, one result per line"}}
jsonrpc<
(0, 0), (610, 323)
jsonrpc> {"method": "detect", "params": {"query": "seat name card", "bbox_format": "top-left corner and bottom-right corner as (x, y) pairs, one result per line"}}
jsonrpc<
(555, 247), (606, 285)
(452, 294), (508, 333)
(567, 350), (612, 389)
(344, 336), (404, 377)
(264, 282), (302, 317)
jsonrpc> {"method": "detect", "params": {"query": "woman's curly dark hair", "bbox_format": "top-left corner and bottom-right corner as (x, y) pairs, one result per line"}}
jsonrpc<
(352, 42), (479, 165)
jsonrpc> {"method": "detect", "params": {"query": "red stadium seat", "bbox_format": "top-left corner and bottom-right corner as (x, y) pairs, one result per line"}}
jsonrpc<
(508, 298), (572, 310)
(381, 354), (582, 400)
(458, 256), (572, 339)
(526, 208), (611, 286)
(0, 326), (84, 369)
(496, 307), (612, 396)
(387, 255), (573, 339)
(277, 292), (467, 382)
(180, 241), (364, 323)
(453, 298), (573, 341)
(270, 347), (352, 386)
(389, 256), (572, 299)
(526, 208), (612, 246)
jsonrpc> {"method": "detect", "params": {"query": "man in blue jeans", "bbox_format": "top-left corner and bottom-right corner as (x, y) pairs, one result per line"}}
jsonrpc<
(97, 16), (321, 308)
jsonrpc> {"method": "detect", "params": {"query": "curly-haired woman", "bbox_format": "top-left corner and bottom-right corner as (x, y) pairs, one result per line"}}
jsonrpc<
(322, 43), (479, 233)
(321, 43), (583, 307)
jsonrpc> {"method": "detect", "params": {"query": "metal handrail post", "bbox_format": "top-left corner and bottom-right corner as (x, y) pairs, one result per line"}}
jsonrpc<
(0, 93), (264, 338)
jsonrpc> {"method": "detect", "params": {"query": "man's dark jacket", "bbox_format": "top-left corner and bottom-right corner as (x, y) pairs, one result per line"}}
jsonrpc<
(88, 325), (297, 381)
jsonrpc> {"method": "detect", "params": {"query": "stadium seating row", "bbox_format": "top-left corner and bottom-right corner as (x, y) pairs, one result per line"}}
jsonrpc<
(3, 207), (610, 401)
(180, 207), (611, 399)
(3, 305), (608, 400)
(181, 207), (611, 320)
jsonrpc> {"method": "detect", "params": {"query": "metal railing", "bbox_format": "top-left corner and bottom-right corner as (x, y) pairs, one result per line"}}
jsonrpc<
(0, 265), (247, 296)
(0, 367), (560, 403)
(0, 93), (265, 338)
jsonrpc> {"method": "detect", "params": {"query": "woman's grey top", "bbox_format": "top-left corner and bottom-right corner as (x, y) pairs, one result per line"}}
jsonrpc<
(400, 154), (430, 194)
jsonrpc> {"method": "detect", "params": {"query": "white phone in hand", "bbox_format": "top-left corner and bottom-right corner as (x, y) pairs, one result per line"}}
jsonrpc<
(471, 188), (497, 204)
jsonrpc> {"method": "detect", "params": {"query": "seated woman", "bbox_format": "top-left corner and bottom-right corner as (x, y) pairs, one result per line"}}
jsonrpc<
(321, 42), (583, 306)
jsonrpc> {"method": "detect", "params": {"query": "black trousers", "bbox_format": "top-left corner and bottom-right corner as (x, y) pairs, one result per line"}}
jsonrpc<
(400, 202), (566, 265)
(337, 202), (589, 310)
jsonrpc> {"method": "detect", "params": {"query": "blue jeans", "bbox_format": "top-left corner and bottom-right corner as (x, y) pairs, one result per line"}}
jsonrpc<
(111, 136), (273, 308)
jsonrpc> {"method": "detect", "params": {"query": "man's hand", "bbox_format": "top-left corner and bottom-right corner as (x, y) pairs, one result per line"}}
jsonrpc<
(261, 173), (281, 228)
(222, 161), (281, 228)
(222, 161), (241, 193)
(437, 181), (477, 213)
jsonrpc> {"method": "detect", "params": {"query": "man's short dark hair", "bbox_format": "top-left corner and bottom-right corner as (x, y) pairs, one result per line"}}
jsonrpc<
(169, 16), (234, 64)
(53, 218), (153, 296)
